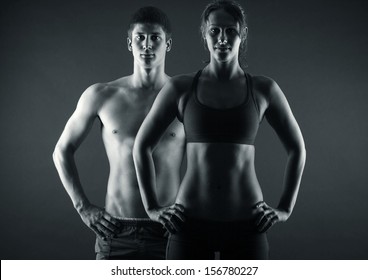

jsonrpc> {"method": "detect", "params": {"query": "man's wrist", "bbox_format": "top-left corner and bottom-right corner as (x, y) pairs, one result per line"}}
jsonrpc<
(74, 199), (90, 214)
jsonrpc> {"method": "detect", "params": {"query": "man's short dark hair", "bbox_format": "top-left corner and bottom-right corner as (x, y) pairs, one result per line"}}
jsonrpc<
(127, 6), (172, 40)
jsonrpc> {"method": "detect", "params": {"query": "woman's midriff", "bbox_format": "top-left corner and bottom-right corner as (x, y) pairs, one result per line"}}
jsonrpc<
(176, 142), (263, 221)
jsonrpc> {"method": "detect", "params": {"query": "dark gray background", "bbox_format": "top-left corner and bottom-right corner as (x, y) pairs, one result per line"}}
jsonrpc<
(1, 0), (367, 259)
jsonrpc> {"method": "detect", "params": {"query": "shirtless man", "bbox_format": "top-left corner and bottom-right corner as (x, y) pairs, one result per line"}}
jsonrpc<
(53, 7), (185, 260)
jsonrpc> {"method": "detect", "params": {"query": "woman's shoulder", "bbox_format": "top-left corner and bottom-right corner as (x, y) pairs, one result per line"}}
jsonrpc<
(168, 72), (199, 91)
(164, 72), (200, 98)
(249, 74), (282, 101)
(250, 74), (277, 90)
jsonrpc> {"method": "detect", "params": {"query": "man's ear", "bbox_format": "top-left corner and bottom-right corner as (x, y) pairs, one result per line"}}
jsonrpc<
(127, 37), (132, 51)
(166, 38), (172, 52)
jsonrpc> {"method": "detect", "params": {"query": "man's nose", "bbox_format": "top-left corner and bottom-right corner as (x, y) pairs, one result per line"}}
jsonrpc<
(143, 38), (152, 50)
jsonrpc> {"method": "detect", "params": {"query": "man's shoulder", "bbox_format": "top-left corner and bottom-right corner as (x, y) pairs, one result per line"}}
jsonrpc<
(105, 75), (132, 89)
(81, 76), (131, 101)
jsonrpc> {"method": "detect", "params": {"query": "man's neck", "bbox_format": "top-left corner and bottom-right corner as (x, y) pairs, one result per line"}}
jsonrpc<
(132, 64), (167, 90)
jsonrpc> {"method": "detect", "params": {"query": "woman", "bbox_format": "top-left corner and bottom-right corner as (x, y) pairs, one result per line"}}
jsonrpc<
(133, 0), (306, 259)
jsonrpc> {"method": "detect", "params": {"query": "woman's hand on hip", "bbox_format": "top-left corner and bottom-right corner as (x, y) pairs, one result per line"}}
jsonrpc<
(253, 201), (290, 233)
(147, 203), (186, 234)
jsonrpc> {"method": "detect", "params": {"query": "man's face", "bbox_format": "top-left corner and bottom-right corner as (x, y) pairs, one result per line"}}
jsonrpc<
(128, 23), (171, 69)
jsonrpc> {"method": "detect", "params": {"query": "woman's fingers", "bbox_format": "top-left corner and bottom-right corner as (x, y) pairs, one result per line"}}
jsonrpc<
(257, 212), (279, 233)
(158, 204), (186, 234)
(166, 204), (186, 222)
(253, 202), (279, 233)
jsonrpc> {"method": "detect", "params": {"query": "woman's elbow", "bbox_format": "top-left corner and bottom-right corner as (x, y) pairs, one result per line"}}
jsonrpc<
(132, 141), (141, 163)
(296, 146), (307, 167)
(287, 141), (306, 162)
(132, 139), (151, 163)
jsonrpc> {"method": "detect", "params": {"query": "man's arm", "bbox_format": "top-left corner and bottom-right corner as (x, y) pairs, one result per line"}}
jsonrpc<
(254, 77), (306, 232)
(53, 84), (120, 239)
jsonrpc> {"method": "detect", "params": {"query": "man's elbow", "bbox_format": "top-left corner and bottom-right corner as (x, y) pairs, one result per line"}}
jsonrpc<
(53, 144), (65, 168)
(52, 145), (60, 165)
(52, 143), (72, 166)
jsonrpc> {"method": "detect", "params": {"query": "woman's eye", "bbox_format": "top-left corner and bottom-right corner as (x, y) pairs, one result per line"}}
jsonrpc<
(210, 28), (219, 35)
(226, 28), (237, 35)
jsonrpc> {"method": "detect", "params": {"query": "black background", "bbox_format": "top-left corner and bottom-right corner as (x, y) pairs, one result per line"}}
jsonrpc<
(1, 0), (367, 259)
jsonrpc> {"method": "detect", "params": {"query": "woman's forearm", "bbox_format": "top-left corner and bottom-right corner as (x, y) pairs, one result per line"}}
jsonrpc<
(133, 144), (160, 212)
(277, 146), (306, 215)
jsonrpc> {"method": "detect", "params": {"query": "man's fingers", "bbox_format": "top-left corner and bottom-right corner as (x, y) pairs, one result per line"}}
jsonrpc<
(101, 216), (120, 233)
(95, 220), (116, 237)
(103, 213), (121, 227)
(91, 225), (106, 240)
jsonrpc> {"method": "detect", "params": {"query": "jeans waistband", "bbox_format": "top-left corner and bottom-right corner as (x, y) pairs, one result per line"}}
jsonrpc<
(113, 217), (162, 227)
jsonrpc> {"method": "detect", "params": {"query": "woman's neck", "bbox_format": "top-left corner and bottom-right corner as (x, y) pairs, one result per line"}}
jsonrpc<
(205, 59), (243, 81)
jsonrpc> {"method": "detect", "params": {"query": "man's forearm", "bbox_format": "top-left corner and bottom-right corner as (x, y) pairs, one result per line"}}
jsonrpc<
(53, 146), (90, 212)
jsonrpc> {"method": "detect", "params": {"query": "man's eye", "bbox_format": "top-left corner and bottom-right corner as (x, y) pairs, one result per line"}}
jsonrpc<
(151, 35), (159, 41)
(135, 35), (145, 40)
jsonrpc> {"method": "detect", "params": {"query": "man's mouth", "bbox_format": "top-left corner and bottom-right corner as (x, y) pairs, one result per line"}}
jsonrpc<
(140, 54), (155, 58)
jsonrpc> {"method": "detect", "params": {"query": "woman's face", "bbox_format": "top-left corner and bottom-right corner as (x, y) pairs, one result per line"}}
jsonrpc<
(204, 9), (243, 63)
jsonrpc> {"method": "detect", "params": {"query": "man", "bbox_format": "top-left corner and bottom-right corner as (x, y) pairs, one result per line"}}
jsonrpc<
(53, 6), (185, 259)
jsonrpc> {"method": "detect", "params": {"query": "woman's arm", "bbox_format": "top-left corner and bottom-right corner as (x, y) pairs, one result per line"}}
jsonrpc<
(254, 77), (306, 232)
(133, 77), (186, 233)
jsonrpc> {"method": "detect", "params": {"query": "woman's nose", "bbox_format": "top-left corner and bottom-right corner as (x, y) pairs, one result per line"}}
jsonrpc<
(219, 30), (228, 44)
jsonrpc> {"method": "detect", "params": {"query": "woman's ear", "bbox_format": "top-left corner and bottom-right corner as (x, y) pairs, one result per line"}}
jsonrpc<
(244, 27), (248, 40)
(203, 38), (208, 50)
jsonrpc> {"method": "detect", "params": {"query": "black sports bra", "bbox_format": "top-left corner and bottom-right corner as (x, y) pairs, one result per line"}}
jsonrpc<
(178, 70), (260, 145)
